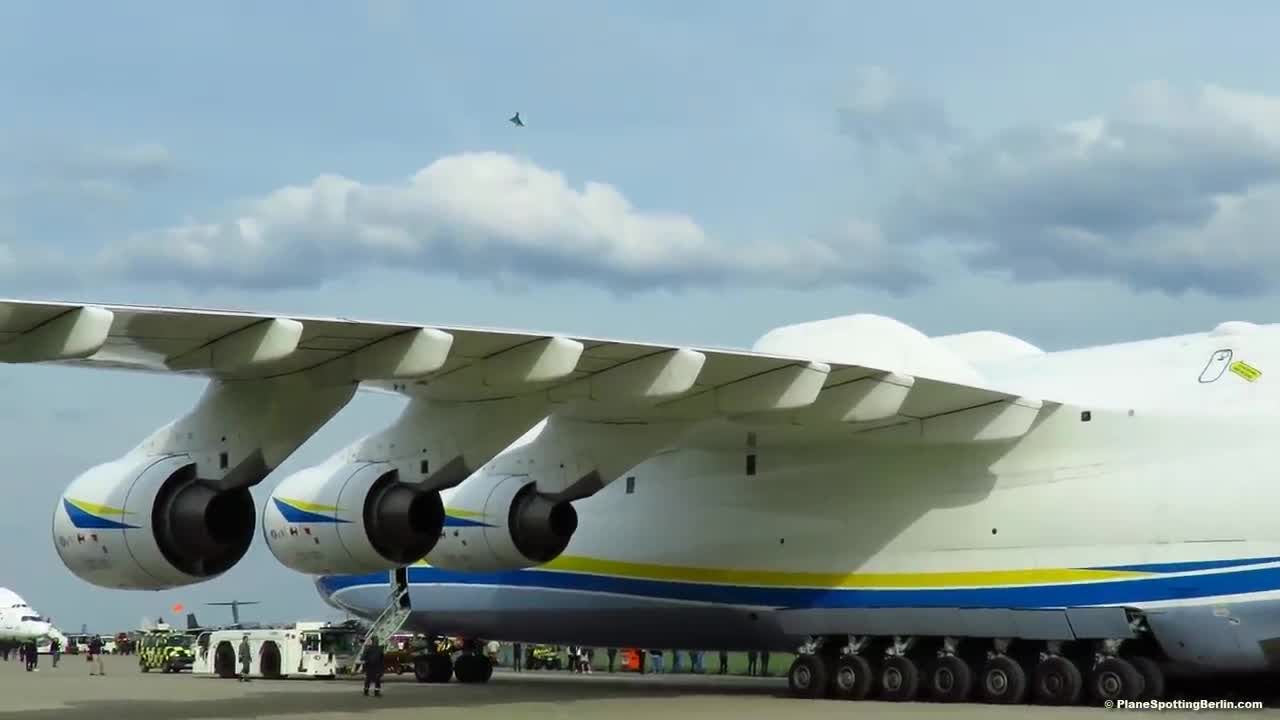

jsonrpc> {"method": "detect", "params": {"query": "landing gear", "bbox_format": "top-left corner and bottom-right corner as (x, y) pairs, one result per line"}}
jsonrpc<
(413, 653), (454, 683)
(1032, 655), (1082, 706)
(877, 655), (920, 701)
(830, 655), (874, 700)
(978, 654), (1028, 704)
(786, 655), (828, 698)
(783, 625), (1171, 707)
(1089, 656), (1145, 704)
(1128, 655), (1165, 701)
(923, 654), (972, 703)
(454, 653), (494, 684)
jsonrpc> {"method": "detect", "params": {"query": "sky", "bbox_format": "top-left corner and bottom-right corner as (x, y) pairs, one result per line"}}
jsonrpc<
(5, 0), (1280, 631)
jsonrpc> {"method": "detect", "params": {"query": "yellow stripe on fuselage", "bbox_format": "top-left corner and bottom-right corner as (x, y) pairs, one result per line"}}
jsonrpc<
(444, 507), (486, 519)
(539, 556), (1147, 588)
(406, 554), (1148, 588)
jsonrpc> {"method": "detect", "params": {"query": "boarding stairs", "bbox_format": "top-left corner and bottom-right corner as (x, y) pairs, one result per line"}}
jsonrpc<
(352, 584), (411, 674)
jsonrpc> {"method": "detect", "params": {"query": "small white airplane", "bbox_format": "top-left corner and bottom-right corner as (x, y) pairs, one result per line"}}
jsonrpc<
(0, 588), (55, 643)
(3, 298), (1278, 707)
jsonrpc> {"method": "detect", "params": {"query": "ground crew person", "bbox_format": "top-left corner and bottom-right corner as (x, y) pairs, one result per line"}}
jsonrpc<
(361, 638), (384, 696)
(237, 635), (252, 682)
(50, 637), (61, 668)
(87, 636), (104, 676)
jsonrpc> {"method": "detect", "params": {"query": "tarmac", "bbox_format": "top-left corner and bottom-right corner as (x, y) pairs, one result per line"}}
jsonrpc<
(0, 654), (1274, 719)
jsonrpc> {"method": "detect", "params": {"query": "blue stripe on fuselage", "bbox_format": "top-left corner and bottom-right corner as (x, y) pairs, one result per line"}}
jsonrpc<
(316, 560), (1280, 611)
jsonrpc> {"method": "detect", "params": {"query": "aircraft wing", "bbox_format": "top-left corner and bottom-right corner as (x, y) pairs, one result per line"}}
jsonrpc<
(0, 299), (1052, 443)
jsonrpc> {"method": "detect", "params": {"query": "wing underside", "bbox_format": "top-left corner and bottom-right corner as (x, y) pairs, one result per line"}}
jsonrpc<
(0, 299), (1054, 444)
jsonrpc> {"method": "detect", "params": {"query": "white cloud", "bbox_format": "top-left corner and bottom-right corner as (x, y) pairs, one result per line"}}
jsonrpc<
(836, 66), (959, 150)
(63, 151), (927, 293)
(876, 82), (1280, 296)
(0, 140), (175, 205)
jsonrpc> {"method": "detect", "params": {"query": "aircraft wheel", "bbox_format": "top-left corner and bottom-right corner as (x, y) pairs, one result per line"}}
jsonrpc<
(877, 655), (920, 702)
(829, 654), (873, 700)
(412, 657), (430, 683)
(455, 654), (493, 684)
(979, 654), (1028, 704)
(454, 655), (476, 683)
(924, 654), (973, 703)
(786, 655), (828, 698)
(427, 653), (453, 683)
(1032, 655), (1083, 706)
(1128, 656), (1165, 701)
(1090, 656), (1145, 704)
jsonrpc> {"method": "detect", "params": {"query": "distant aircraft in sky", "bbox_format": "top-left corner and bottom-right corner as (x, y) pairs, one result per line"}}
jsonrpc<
(509, 112), (524, 127)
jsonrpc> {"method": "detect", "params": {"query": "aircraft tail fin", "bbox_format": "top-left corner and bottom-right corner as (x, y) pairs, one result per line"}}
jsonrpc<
(186, 613), (199, 630)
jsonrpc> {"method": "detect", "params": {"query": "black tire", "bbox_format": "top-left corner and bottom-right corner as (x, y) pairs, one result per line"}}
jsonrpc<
(786, 655), (828, 699)
(877, 655), (920, 702)
(924, 654), (973, 703)
(214, 642), (237, 679)
(1090, 656), (1145, 704)
(478, 656), (494, 683)
(1128, 656), (1165, 701)
(1032, 655), (1083, 706)
(830, 654), (874, 700)
(427, 653), (453, 683)
(979, 654), (1028, 704)
(413, 656), (430, 683)
(260, 642), (282, 679)
(455, 655), (479, 684)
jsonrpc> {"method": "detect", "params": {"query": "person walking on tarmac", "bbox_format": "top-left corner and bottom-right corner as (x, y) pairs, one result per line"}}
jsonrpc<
(237, 635), (252, 682)
(87, 636), (104, 676)
(361, 638), (385, 697)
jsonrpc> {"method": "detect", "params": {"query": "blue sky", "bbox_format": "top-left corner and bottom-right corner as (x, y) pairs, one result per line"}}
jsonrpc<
(5, 0), (1280, 631)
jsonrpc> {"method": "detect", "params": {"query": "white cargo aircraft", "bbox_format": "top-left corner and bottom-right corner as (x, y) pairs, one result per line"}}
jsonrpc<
(3, 298), (1277, 706)
(0, 588), (55, 643)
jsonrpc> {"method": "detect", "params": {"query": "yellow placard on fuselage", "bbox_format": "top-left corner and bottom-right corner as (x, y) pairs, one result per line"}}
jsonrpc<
(1230, 361), (1262, 382)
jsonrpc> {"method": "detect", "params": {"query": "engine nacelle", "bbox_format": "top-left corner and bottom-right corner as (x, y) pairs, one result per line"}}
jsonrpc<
(264, 461), (445, 575)
(53, 454), (256, 590)
(426, 472), (578, 571)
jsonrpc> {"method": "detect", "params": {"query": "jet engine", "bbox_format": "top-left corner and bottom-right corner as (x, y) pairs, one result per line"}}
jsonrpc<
(426, 471), (578, 572)
(53, 454), (256, 590)
(263, 461), (445, 575)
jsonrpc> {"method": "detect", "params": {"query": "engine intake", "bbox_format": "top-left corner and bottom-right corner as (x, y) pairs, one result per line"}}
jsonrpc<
(264, 460), (445, 575)
(426, 472), (579, 572)
(152, 464), (256, 578)
(54, 455), (256, 590)
(363, 469), (446, 564)
(509, 481), (578, 563)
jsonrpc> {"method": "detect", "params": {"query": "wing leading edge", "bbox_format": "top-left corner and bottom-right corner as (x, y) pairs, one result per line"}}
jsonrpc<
(0, 299), (1052, 443)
